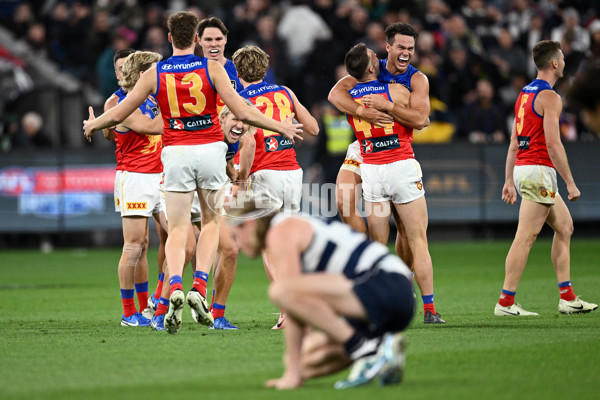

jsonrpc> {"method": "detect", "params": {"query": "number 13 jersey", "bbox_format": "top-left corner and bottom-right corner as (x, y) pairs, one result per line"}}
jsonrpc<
(156, 54), (223, 146)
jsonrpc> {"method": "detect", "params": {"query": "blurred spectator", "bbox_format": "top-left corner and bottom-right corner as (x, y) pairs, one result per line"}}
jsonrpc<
(560, 31), (586, 81)
(359, 20), (387, 59)
(96, 33), (134, 99)
(551, 7), (590, 54)
(277, 0), (332, 74)
(142, 25), (171, 58)
(87, 10), (112, 64)
(460, 79), (505, 144)
(519, 11), (548, 79)
(472, 3), (503, 50)
(568, 62), (600, 135)
(277, 0), (332, 101)
(245, 14), (287, 84)
(442, 43), (476, 116)
(423, 0), (449, 33)
(488, 28), (528, 83)
(25, 22), (51, 58)
(461, 0), (487, 30)
(506, 0), (544, 41)
(442, 13), (484, 59)
(7, 2), (34, 38)
(12, 111), (53, 149)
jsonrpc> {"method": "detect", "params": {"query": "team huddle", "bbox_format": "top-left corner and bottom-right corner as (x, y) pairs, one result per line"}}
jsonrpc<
(82, 11), (597, 390)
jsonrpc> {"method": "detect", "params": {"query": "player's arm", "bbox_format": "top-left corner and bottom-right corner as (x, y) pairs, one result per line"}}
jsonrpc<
(237, 132), (255, 183)
(121, 108), (163, 135)
(501, 122), (519, 205)
(284, 86), (319, 136)
(328, 75), (393, 126)
(84, 66), (157, 141)
(539, 90), (580, 201)
(102, 95), (118, 141)
(264, 219), (313, 389)
(226, 158), (236, 181)
(388, 72), (430, 129)
(208, 61), (303, 143)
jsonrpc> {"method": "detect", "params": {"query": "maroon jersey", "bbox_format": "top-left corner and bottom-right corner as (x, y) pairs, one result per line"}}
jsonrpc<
(156, 54), (223, 146)
(239, 82), (300, 173)
(346, 80), (414, 164)
(514, 79), (555, 168)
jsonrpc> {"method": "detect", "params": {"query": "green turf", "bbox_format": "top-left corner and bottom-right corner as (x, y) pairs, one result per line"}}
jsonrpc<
(1, 239), (599, 399)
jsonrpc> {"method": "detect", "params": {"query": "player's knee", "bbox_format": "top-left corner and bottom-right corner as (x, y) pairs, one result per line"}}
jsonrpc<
(268, 282), (289, 306)
(220, 244), (238, 266)
(121, 243), (144, 268)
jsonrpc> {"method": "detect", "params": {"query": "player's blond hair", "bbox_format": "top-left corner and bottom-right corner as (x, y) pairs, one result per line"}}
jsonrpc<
(232, 45), (269, 83)
(119, 51), (162, 90)
(219, 98), (257, 136)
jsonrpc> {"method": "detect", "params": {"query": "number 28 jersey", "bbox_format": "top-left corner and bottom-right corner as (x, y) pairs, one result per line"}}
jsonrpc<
(239, 82), (300, 173)
(155, 54), (223, 146)
(347, 80), (413, 164)
(514, 79), (554, 168)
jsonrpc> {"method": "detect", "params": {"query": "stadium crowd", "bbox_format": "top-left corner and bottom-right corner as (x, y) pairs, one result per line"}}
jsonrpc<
(1, 0), (600, 152)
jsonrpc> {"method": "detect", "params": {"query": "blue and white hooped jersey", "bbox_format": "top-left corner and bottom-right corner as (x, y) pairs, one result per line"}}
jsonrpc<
(271, 214), (411, 279)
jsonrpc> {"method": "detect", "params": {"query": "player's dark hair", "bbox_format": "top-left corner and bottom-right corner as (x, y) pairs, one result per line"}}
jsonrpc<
(113, 48), (135, 65)
(344, 43), (370, 79)
(198, 16), (229, 38)
(167, 11), (199, 50)
(533, 40), (562, 70)
(385, 22), (419, 45)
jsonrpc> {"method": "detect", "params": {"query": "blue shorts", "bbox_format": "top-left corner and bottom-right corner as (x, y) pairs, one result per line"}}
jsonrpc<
(347, 269), (414, 338)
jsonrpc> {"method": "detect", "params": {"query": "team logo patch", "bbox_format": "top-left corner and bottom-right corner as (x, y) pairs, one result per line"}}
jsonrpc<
(170, 119), (184, 130)
(362, 140), (373, 154)
(264, 135), (293, 152)
(116, 198), (120, 206)
(267, 137), (278, 151)
(416, 181), (423, 190)
(126, 202), (147, 210)
(540, 188), (548, 198)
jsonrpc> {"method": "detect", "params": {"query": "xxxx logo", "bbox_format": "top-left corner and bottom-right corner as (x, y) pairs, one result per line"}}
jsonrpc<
(126, 202), (147, 210)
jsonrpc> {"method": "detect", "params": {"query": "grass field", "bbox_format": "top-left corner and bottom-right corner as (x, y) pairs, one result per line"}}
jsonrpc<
(1, 239), (599, 400)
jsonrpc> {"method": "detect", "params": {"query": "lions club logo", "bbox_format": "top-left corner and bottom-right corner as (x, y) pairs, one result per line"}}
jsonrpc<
(170, 119), (184, 130)
(267, 137), (278, 151)
(540, 188), (548, 198)
(416, 181), (423, 190)
(361, 140), (373, 154)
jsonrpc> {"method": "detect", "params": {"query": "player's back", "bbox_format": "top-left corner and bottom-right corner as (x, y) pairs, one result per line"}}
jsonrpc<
(113, 89), (162, 173)
(240, 81), (299, 173)
(271, 213), (411, 278)
(347, 80), (413, 164)
(514, 79), (554, 168)
(155, 54), (223, 147)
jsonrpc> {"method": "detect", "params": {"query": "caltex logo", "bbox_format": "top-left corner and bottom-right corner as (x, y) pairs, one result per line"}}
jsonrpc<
(171, 119), (184, 130)
(267, 137), (278, 151)
(362, 140), (373, 154)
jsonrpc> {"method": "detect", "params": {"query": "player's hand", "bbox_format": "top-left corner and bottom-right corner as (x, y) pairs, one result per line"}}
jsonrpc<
(265, 374), (304, 390)
(83, 106), (97, 142)
(280, 113), (304, 144)
(361, 107), (393, 126)
(501, 182), (517, 205)
(567, 183), (581, 201)
(363, 94), (391, 112)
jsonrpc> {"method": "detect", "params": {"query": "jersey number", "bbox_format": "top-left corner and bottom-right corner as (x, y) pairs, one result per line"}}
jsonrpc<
(255, 93), (292, 137)
(165, 73), (207, 117)
(515, 94), (529, 135)
(351, 99), (393, 138)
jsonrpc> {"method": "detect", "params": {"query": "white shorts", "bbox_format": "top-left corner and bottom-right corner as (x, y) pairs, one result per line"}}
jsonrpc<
(190, 184), (233, 224)
(361, 159), (424, 204)
(161, 142), (228, 192)
(514, 165), (557, 205)
(339, 140), (362, 175)
(114, 170), (163, 217)
(250, 169), (303, 212)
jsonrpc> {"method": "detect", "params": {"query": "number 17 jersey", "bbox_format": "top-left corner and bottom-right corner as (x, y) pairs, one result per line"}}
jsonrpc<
(156, 54), (223, 146)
